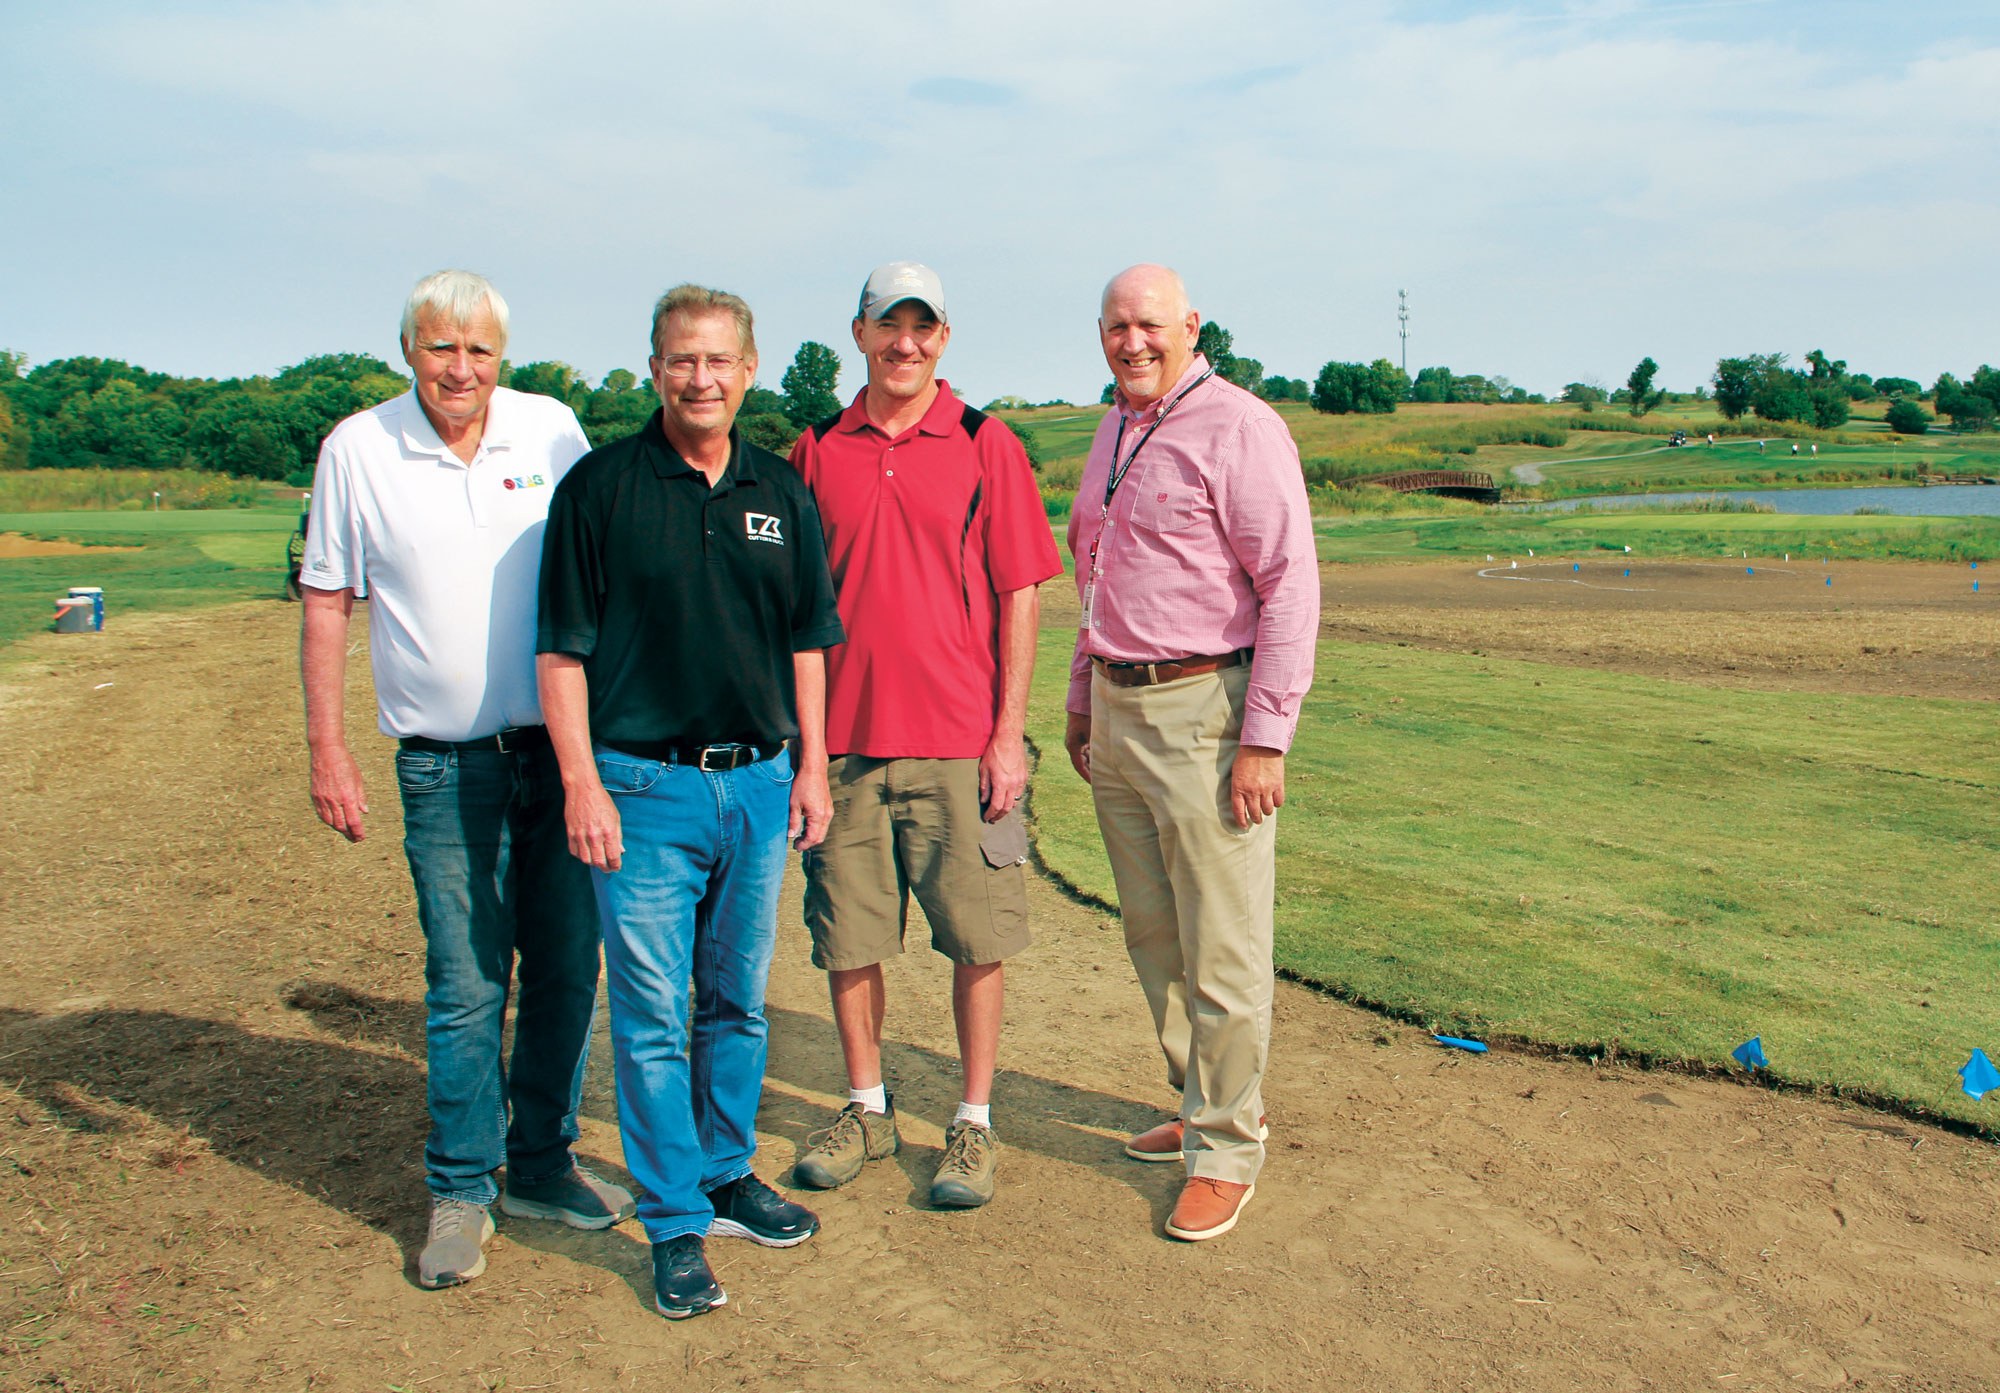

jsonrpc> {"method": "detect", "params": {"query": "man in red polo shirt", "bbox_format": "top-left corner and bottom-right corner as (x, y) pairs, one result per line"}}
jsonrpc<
(788, 262), (1062, 1209)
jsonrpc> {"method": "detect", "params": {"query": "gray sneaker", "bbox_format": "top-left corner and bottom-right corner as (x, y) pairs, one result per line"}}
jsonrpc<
(419, 1196), (495, 1289)
(929, 1120), (997, 1208)
(794, 1096), (901, 1189)
(501, 1163), (637, 1230)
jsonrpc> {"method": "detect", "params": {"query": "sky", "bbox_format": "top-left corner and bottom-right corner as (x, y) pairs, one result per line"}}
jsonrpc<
(2, 0), (1995, 405)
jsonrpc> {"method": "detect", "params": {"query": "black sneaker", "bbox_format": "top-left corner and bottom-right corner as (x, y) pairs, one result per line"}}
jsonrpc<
(652, 1235), (726, 1320)
(705, 1173), (820, 1248)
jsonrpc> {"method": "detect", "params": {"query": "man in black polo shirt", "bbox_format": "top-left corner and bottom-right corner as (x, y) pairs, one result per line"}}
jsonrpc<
(536, 284), (844, 1322)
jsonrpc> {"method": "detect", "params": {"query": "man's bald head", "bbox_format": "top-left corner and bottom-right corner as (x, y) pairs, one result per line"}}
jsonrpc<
(1100, 263), (1190, 321)
(1098, 263), (1200, 409)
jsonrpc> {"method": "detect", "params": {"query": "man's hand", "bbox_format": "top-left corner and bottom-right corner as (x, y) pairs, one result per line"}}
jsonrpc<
(790, 756), (832, 850)
(978, 732), (1029, 822)
(309, 742), (368, 842)
(1230, 745), (1286, 829)
(565, 781), (624, 872)
(1063, 712), (1092, 783)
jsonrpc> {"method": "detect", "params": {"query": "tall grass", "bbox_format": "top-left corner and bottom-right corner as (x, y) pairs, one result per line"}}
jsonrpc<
(0, 469), (264, 512)
(1393, 421), (1569, 454)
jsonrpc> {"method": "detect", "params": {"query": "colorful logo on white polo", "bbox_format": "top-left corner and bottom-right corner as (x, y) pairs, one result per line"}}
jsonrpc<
(502, 474), (547, 491)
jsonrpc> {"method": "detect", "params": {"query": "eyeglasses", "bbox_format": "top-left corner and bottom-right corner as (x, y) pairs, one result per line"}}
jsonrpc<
(658, 353), (746, 380)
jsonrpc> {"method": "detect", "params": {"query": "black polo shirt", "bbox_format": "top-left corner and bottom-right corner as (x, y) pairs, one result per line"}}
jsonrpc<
(536, 412), (844, 753)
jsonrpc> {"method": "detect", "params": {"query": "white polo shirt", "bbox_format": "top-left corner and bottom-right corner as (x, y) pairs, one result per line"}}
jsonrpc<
(303, 387), (591, 741)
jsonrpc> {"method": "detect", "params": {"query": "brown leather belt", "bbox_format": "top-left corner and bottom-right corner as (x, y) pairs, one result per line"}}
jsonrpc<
(1092, 649), (1250, 688)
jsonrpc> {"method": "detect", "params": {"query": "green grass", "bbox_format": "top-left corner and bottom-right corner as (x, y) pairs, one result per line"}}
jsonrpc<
(1312, 510), (2000, 564)
(1025, 630), (2000, 1128)
(0, 509), (298, 656)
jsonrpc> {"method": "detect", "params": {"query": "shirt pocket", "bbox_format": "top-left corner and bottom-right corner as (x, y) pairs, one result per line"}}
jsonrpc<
(1128, 458), (1207, 535)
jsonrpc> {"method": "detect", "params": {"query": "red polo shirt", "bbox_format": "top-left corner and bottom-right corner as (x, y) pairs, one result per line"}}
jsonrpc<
(790, 381), (1062, 758)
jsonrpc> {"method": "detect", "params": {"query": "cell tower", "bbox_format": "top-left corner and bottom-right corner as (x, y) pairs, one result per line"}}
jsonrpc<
(1397, 289), (1409, 376)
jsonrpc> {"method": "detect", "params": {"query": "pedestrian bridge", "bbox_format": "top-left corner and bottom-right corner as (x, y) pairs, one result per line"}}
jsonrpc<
(1344, 469), (1501, 503)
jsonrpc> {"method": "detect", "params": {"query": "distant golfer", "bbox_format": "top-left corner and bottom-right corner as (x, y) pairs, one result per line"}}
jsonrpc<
(1064, 264), (1319, 1242)
(300, 270), (633, 1291)
(1792, 442), (1800, 456)
(787, 262), (1062, 1209)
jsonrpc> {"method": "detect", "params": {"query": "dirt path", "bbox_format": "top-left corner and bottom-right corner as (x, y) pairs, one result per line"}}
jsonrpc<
(3, 601), (1998, 1391)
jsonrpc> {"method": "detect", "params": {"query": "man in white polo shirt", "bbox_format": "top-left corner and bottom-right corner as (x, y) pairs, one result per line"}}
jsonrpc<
(300, 269), (635, 1290)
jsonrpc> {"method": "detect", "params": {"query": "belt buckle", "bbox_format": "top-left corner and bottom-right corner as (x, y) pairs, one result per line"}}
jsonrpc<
(697, 745), (735, 772)
(493, 728), (519, 754)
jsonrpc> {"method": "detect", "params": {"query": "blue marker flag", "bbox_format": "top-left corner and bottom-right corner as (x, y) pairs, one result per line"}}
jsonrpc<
(1732, 1036), (1767, 1070)
(1434, 1035), (1488, 1053)
(1960, 1049), (2000, 1100)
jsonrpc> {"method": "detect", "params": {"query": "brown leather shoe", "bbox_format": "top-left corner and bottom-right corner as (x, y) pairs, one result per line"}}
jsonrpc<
(1166, 1176), (1255, 1241)
(1122, 1115), (1269, 1162)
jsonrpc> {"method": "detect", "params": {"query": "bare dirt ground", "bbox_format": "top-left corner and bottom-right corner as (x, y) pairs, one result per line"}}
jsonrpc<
(3, 579), (1998, 1392)
(1315, 559), (1999, 700)
(0, 533), (141, 559)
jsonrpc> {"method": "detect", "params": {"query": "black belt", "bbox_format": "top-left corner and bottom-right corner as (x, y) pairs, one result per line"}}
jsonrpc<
(604, 741), (781, 772)
(399, 726), (550, 755)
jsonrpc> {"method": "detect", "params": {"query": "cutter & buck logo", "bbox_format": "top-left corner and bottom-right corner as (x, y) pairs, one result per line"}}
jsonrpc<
(501, 474), (548, 491)
(744, 512), (785, 545)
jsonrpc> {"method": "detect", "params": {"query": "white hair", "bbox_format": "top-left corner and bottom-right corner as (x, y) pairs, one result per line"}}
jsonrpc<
(400, 269), (510, 351)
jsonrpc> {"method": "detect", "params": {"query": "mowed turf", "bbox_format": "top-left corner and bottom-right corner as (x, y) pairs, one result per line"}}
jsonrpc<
(0, 509), (297, 656)
(1024, 629), (2000, 1129)
(1314, 509), (2000, 564)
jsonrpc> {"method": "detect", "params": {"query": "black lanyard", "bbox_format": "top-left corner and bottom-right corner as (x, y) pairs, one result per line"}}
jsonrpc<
(1087, 369), (1213, 584)
(1102, 368), (1214, 511)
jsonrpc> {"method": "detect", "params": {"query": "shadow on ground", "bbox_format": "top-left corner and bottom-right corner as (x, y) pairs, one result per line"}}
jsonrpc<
(0, 987), (1174, 1273)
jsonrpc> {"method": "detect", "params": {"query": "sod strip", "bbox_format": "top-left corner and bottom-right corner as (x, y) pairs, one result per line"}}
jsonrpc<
(1025, 629), (2000, 1129)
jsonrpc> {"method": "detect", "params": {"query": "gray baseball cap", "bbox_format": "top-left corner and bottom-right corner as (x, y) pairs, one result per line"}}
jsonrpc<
(857, 261), (947, 323)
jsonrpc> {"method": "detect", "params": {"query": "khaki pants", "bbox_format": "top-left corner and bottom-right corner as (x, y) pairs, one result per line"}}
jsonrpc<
(1089, 663), (1274, 1185)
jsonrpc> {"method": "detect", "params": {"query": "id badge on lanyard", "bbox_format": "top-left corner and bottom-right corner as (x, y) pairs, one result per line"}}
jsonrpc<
(1081, 368), (1213, 630)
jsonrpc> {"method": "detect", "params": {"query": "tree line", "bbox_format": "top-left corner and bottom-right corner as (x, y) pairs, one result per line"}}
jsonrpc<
(0, 345), (867, 482)
(5, 334), (1990, 484)
(1174, 327), (1994, 439)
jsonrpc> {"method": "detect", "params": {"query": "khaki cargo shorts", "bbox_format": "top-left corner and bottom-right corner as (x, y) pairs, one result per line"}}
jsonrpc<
(802, 755), (1032, 970)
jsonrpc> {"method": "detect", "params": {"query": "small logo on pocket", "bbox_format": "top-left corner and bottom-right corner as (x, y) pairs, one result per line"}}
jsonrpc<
(744, 512), (785, 544)
(502, 474), (547, 491)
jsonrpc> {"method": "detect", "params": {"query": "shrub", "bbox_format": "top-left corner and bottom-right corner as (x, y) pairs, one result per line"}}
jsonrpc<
(1811, 390), (1850, 430)
(1885, 399), (1930, 435)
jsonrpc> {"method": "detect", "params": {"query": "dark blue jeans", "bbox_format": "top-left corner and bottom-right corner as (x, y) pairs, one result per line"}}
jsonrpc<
(589, 745), (793, 1241)
(397, 740), (602, 1205)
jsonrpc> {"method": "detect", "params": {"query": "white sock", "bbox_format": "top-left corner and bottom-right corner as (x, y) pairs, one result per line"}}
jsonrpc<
(848, 1084), (888, 1115)
(954, 1101), (991, 1129)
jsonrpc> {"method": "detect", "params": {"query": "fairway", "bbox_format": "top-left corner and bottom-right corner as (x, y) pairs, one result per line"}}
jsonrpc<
(1026, 625), (2000, 1130)
(0, 507), (297, 659)
(1313, 508), (2000, 564)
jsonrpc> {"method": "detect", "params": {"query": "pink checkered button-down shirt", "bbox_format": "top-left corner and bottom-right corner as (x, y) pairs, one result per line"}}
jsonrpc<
(1065, 355), (1319, 751)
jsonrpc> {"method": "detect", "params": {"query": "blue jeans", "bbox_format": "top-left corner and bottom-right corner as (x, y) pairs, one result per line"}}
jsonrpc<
(398, 741), (602, 1205)
(589, 744), (793, 1241)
